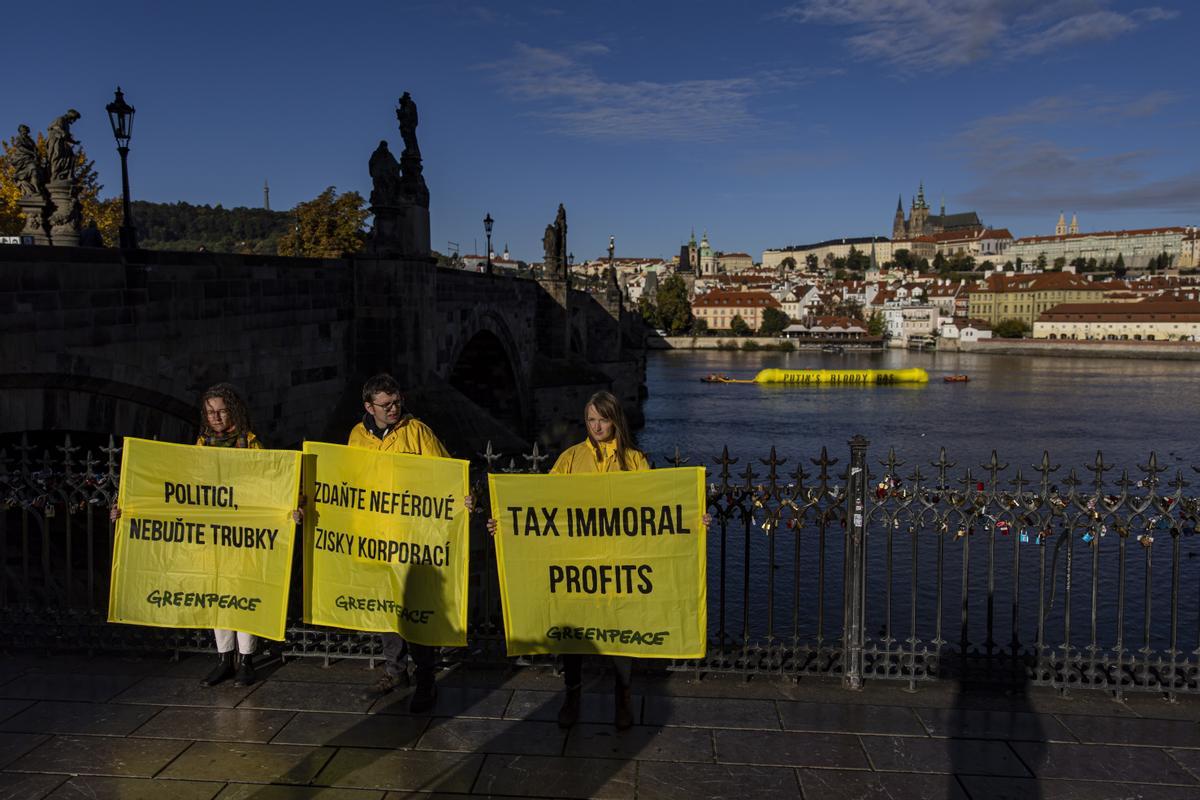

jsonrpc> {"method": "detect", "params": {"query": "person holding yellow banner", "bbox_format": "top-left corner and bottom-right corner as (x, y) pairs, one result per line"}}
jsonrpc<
(111, 383), (301, 688)
(349, 373), (465, 713)
(490, 390), (648, 730)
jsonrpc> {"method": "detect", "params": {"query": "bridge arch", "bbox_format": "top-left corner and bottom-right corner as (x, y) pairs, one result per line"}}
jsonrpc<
(0, 373), (196, 442)
(445, 313), (530, 437)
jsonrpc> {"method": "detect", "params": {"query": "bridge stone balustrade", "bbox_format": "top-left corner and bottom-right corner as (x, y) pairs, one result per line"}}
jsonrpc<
(0, 245), (645, 457)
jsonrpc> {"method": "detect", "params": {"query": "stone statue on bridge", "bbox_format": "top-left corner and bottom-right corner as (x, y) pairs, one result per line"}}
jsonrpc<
(395, 92), (429, 211)
(366, 93), (430, 257)
(11, 123), (51, 244)
(368, 140), (402, 207)
(11, 125), (43, 197)
(42, 109), (84, 246)
(46, 109), (81, 183)
(541, 204), (568, 281)
(397, 92), (420, 159)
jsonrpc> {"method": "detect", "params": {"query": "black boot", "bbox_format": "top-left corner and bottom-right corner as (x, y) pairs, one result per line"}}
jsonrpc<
(201, 651), (235, 687)
(233, 653), (256, 687)
(557, 685), (582, 729)
(614, 681), (634, 731)
(409, 676), (438, 713)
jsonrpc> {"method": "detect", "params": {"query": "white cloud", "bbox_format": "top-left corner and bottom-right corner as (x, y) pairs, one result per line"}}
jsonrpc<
(481, 44), (840, 143)
(956, 91), (1198, 214)
(776, 0), (1179, 70)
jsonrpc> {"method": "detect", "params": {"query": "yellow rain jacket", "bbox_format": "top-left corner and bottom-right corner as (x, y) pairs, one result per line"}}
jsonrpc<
(550, 439), (649, 474)
(347, 414), (450, 458)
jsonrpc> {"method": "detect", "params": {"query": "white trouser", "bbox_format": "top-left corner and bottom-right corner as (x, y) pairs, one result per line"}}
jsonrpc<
(213, 629), (256, 655)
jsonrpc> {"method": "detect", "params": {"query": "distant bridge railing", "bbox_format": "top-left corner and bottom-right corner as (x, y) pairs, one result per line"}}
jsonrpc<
(3, 433), (1199, 698)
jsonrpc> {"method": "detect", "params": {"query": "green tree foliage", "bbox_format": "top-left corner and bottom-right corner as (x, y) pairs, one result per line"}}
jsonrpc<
(654, 273), (693, 335)
(132, 200), (294, 254)
(804, 253), (819, 272)
(636, 295), (660, 329)
(691, 317), (708, 335)
(1113, 252), (1127, 278)
(932, 252), (948, 274)
(1036, 253), (1048, 270)
(892, 248), (913, 270)
(277, 187), (368, 258)
(867, 311), (885, 336)
(994, 318), (1029, 338)
(0, 132), (121, 243)
(779, 256), (797, 271)
(1053, 256), (1066, 271)
(758, 306), (790, 336)
(845, 246), (870, 273)
(729, 314), (751, 336)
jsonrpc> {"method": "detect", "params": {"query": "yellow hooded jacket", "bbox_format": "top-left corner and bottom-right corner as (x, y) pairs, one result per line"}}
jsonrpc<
(549, 439), (649, 474)
(347, 414), (450, 458)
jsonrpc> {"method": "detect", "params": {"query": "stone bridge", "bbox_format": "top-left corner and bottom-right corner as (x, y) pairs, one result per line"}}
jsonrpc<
(0, 246), (645, 458)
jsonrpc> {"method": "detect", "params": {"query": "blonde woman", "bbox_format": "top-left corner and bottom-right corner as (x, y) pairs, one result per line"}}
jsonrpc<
(490, 390), (647, 729)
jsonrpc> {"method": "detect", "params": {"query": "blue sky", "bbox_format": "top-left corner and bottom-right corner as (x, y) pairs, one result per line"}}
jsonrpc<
(5, 1), (1196, 261)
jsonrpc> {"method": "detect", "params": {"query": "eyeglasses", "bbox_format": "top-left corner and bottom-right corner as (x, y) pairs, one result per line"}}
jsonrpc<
(371, 400), (402, 411)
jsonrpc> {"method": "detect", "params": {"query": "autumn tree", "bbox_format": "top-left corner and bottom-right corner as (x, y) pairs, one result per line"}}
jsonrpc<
(276, 187), (368, 257)
(653, 273), (694, 335)
(0, 132), (121, 243)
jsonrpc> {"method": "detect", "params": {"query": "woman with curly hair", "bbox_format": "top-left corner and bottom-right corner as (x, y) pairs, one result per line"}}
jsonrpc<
(112, 383), (289, 687)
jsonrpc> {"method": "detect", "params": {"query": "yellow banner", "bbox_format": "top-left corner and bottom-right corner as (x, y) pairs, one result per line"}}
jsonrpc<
(302, 442), (469, 646)
(108, 437), (301, 640)
(489, 468), (707, 658)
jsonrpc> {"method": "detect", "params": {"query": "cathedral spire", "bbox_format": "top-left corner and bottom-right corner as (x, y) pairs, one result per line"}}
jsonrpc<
(896, 194), (903, 213)
(1056, 211), (1066, 237)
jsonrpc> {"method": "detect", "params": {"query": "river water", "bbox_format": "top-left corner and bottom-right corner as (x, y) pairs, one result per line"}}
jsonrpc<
(638, 349), (1200, 660)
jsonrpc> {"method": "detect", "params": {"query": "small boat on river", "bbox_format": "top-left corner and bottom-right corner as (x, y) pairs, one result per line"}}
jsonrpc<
(701, 373), (734, 383)
(944, 375), (970, 383)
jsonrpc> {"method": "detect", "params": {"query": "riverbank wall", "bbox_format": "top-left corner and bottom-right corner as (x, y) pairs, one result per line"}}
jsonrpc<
(956, 338), (1200, 360)
(651, 336), (882, 351)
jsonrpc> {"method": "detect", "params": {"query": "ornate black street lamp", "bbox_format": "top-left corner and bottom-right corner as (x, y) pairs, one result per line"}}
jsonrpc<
(483, 213), (494, 274)
(105, 87), (137, 249)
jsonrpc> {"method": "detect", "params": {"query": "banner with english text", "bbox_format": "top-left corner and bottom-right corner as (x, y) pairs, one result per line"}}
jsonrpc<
(302, 442), (469, 646)
(489, 467), (706, 658)
(108, 437), (301, 640)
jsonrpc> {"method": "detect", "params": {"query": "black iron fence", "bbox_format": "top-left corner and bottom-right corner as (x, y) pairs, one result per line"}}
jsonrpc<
(3, 433), (1199, 697)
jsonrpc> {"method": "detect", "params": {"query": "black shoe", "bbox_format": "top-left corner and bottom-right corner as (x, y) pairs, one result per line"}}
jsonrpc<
(409, 678), (438, 713)
(233, 653), (256, 687)
(614, 684), (634, 730)
(557, 685), (582, 729)
(201, 652), (235, 687)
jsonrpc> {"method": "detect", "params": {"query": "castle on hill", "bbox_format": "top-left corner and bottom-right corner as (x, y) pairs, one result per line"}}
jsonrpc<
(892, 183), (984, 239)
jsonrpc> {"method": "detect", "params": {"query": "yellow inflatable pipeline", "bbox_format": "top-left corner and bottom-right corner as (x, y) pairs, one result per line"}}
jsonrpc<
(749, 368), (929, 385)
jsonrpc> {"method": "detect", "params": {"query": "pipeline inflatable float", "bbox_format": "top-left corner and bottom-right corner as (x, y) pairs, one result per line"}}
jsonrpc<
(703, 368), (928, 385)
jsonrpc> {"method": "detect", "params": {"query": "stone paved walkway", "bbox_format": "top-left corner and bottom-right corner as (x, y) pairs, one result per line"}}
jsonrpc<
(1, 652), (1199, 799)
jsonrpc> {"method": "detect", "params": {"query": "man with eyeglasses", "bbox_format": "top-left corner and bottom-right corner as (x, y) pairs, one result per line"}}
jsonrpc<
(350, 372), (452, 712)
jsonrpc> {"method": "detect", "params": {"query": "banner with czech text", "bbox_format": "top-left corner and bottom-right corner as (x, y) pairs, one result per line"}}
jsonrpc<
(302, 441), (469, 646)
(489, 467), (706, 658)
(108, 437), (301, 640)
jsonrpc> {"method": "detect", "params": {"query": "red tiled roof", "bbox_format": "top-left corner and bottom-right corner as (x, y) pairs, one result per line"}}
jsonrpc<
(692, 290), (782, 309)
(1039, 299), (1200, 321)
